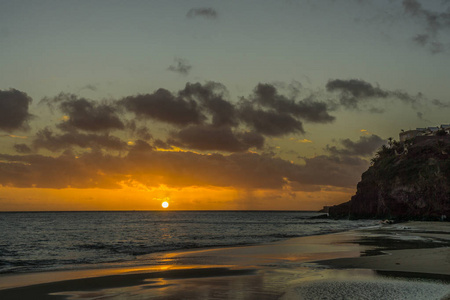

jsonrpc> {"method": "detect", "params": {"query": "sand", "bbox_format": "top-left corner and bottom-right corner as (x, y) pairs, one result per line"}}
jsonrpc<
(0, 221), (449, 299)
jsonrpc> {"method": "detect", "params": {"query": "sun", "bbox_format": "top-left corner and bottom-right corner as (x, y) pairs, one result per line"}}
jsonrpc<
(161, 201), (169, 209)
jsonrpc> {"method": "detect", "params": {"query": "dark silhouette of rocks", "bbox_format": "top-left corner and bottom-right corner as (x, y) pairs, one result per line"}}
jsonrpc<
(329, 135), (450, 220)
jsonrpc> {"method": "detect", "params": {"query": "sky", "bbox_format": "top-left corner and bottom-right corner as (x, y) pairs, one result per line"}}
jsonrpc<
(1, 0), (450, 211)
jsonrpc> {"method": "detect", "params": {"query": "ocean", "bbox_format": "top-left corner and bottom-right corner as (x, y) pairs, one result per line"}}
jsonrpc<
(0, 211), (378, 274)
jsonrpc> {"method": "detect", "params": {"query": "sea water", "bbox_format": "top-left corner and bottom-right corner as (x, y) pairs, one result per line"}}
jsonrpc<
(0, 211), (377, 274)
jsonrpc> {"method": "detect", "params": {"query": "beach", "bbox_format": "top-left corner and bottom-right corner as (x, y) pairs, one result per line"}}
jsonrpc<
(0, 221), (449, 299)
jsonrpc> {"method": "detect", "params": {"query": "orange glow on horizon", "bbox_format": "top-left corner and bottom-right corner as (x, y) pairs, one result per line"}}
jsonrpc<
(0, 185), (354, 211)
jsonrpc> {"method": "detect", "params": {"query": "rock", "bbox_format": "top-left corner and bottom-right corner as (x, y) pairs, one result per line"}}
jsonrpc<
(329, 138), (450, 220)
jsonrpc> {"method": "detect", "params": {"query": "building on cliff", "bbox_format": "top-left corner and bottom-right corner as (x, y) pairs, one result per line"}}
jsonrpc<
(399, 124), (450, 142)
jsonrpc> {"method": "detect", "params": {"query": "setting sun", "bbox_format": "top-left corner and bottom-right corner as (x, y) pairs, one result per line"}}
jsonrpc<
(161, 201), (169, 209)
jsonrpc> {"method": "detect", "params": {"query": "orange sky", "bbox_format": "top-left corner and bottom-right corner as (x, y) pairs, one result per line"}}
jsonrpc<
(0, 185), (354, 211)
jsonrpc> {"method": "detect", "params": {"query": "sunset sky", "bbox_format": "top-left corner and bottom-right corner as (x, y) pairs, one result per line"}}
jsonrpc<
(1, 0), (450, 211)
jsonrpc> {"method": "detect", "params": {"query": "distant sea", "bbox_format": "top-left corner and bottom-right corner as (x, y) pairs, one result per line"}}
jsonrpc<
(0, 211), (378, 274)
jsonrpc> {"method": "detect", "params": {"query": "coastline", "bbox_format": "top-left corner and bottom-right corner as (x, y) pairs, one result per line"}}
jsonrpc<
(1, 221), (449, 299)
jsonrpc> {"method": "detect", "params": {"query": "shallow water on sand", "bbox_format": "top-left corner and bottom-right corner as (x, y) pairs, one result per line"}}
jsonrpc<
(1, 224), (450, 300)
(282, 269), (450, 300)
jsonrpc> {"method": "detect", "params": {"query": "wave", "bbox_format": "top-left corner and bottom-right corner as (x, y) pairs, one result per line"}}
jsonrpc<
(0, 211), (378, 274)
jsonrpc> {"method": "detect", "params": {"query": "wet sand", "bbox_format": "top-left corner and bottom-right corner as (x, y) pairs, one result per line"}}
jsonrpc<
(1, 221), (449, 299)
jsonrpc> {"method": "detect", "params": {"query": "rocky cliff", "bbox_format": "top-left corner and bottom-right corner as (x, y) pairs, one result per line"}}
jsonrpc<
(329, 137), (450, 220)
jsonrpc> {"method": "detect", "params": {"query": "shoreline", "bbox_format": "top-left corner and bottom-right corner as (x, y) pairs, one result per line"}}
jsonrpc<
(1, 221), (449, 299)
(0, 219), (376, 278)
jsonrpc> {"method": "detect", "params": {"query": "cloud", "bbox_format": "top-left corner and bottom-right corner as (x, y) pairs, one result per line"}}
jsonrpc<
(416, 111), (431, 122)
(0, 83), (418, 195)
(170, 125), (264, 152)
(130, 140), (154, 152)
(326, 79), (388, 109)
(236, 83), (337, 137)
(0, 151), (285, 189)
(413, 33), (429, 46)
(239, 131), (265, 149)
(120, 81), (335, 140)
(299, 139), (313, 143)
(0, 152), (123, 189)
(153, 139), (171, 149)
(33, 128), (128, 152)
(0, 89), (33, 132)
(290, 138), (313, 143)
(0, 134), (27, 139)
(252, 83), (335, 123)
(402, 0), (450, 53)
(120, 88), (205, 126)
(239, 102), (305, 136)
(167, 58), (192, 76)
(79, 84), (98, 92)
(326, 134), (385, 157)
(360, 129), (369, 135)
(432, 99), (450, 108)
(43, 93), (124, 132)
(295, 154), (370, 188)
(126, 121), (153, 140)
(124, 150), (361, 190)
(13, 143), (32, 154)
(326, 79), (422, 111)
(0, 145), (367, 191)
(179, 82), (238, 127)
(120, 81), (325, 141)
(186, 8), (218, 19)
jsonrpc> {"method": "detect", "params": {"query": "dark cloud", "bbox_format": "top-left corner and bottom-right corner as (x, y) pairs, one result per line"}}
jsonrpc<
(295, 155), (370, 188)
(0, 89), (33, 132)
(79, 84), (98, 92)
(120, 88), (205, 126)
(342, 0), (450, 53)
(186, 8), (218, 19)
(368, 107), (385, 114)
(153, 139), (171, 149)
(326, 79), (388, 109)
(43, 93), (124, 132)
(238, 131), (265, 150)
(430, 41), (445, 54)
(0, 83), (417, 194)
(326, 79), (389, 99)
(252, 83), (335, 123)
(170, 125), (264, 152)
(416, 111), (431, 122)
(235, 82), (337, 137)
(120, 81), (335, 140)
(413, 33), (429, 46)
(402, 0), (450, 53)
(326, 79), (421, 110)
(126, 121), (153, 140)
(403, 0), (422, 15)
(134, 127), (152, 141)
(33, 128), (128, 152)
(0, 152), (123, 189)
(432, 99), (450, 108)
(326, 134), (385, 157)
(167, 58), (192, 76)
(131, 140), (154, 152)
(124, 151), (307, 189)
(389, 90), (421, 105)
(14, 143), (32, 154)
(0, 142), (371, 191)
(239, 103), (305, 136)
(179, 82), (238, 127)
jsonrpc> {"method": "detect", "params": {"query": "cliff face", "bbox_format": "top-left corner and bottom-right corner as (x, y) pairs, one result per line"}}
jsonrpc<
(330, 138), (450, 220)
